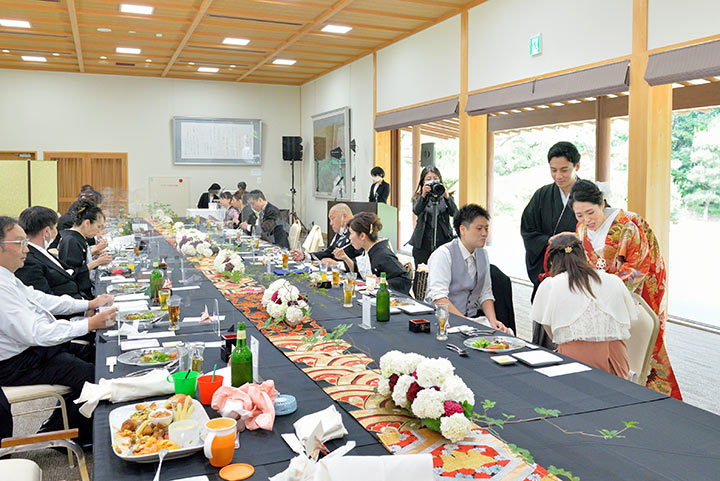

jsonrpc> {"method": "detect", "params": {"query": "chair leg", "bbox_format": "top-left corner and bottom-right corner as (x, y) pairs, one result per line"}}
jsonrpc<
(51, 393), (74, 468)
(0, 439), (88, 481)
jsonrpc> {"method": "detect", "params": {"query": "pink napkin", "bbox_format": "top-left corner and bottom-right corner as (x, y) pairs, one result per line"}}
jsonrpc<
(211, 380), (279, 431)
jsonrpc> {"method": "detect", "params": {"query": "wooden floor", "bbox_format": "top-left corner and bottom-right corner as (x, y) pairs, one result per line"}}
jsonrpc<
(511, 281), (720, 415)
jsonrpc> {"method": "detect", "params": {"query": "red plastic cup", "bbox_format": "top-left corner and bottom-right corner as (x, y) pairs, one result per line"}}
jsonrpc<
(197, 374), (224, 405)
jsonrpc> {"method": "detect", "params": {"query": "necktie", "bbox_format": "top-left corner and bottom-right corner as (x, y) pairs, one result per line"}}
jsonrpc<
(466, 254), (476, 282)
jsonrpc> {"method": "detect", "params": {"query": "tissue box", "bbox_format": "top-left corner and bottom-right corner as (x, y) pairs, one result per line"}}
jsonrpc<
(409, 318), (430, 333)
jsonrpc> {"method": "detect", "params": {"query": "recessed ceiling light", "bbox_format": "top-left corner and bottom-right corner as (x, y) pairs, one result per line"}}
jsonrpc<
(321, 25), (352, 34)
(188, 62), (195, 65)
(22, 56), (46, 62)
(52, 52), (60, 56)
(273, 59), (296, 65)
(128, 30), (136, 34)
(97, 27), (112, 33)
(155, 33), (163, 37)
(120, 4), (154, 15)
(0, 19), (31, 28)
(222, 37), (250, 46)
(145, 58), (152, 62)
(116, 47), (141, 54)
(198, 67), (219, 73)
(230, 64), (236, 68)
(98, 60), (109, 65)
(100, 56), (107, 59)
(2, 49), (9, 53)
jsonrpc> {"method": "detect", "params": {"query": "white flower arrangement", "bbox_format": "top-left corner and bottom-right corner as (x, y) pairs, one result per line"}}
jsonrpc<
(175, 227), (218, 258)
(378, 351), (476, 443)
(214, 249), (246, 277)
(260, 279), (311, 327)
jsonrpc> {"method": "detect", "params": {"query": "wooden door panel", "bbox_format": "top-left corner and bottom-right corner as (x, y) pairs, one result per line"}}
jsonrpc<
(45, 152), (86, 214)
(90, 153), (128, 210)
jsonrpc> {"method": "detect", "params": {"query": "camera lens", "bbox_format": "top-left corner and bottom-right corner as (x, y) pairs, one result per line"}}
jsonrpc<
(431, 182), (445, 196)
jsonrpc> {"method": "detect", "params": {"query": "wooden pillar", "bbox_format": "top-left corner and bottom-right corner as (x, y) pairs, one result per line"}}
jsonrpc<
(486, 131), (495, 215)
(628, 0), (672, 261)
(595, 96), (612, 182)
(412, 126), (421, 194)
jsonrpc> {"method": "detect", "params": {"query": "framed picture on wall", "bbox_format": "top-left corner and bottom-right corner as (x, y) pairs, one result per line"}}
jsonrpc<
(311, 107), (351, 199)
(172, 117), (262, 165)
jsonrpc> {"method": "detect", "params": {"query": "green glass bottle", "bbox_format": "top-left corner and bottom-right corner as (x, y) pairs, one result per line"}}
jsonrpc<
(376, 272), (390, 322)
(149, 259), (163, 302)
(231, 323), (253, 387)
(124, 220), (132, 236)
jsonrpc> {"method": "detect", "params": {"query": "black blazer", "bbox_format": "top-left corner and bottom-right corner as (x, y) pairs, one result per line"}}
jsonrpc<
(408, 194), (458, 249)
(15, 245), (88, 300)
(247, 203), (289, 248)
(57, 229), (93, 299)
(197, 192), (219, 209)
(312, 229), (362, 265)
(354, 239), (411, 295)
(369, 181), (390, 203)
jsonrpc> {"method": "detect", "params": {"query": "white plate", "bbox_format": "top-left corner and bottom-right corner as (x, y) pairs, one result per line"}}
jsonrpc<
(463, 336), (526, 353)
(512, 350), (563, 367)
(109, 398), (209, 463)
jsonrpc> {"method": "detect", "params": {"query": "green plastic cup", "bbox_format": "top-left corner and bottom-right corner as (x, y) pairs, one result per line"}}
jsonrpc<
(168, 370), (200, 397)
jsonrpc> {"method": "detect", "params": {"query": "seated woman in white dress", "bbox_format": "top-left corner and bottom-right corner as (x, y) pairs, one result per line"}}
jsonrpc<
(531, 234), (636, 378)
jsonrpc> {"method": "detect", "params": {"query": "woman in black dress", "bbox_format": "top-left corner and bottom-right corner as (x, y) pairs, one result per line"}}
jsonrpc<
(58, 200), (112, 299)
(335, 212), (411, 295)
(368, 167), (390, 203)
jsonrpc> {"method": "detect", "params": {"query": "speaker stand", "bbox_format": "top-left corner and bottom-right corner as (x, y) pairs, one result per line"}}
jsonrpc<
(289, 159), (307, 231)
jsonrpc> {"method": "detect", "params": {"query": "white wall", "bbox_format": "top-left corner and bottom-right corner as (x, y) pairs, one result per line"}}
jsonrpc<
(376, 15), (460, 112)
(468, 0), (632, 91)
(649, 0), (720, 49)
(300, 55), (374, 230)
(0, 69), (300, 215)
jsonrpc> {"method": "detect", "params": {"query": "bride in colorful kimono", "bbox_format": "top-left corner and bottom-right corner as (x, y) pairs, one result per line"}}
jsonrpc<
(556, 180), (682, 400)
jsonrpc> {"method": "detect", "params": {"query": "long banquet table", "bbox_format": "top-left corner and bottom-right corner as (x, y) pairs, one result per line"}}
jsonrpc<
(92, 227), (720, 481)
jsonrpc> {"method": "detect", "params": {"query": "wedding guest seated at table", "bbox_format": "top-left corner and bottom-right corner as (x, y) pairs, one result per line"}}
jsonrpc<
(15, 206), (87, 300)
(240, 189), (290, 248)
(335, 212), (412, 295)
(197, 183), (221, 209)
(52, 189), (106, 251)
(219, 191), (241, 229)
(289, 203), (362, 267)
(425, 204), (511, 333)
(231, 190), (247, 223)
(531, 234), (635, 378)
(58, 200), (112, 299)
(0, 216), (117, 445)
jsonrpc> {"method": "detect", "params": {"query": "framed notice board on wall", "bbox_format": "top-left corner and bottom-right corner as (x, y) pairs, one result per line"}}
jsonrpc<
(172, 117), (262, 165)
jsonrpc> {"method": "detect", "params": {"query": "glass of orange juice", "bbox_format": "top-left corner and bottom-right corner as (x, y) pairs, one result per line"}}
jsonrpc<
(203, 417), (237, 467)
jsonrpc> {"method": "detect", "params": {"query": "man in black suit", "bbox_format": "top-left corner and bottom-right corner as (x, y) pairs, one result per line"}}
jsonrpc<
(16, 206), (88, 300)
(289, 203), (361, 267)
(240, 190), (290, 248)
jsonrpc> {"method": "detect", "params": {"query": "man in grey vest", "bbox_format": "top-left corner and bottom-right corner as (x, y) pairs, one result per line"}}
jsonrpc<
(425, 204), (511, 333)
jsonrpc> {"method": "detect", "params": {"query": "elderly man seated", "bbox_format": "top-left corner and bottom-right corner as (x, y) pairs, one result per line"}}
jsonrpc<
(289, 203), (362, 268)
(425, 204), (510, 333)
(0, 216), (117, 445)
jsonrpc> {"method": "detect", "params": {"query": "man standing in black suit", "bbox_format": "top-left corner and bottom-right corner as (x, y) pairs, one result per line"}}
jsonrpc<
(240, 190), (290, 248)
(16, 206), (87, 300)
(289, 203), (361, 267)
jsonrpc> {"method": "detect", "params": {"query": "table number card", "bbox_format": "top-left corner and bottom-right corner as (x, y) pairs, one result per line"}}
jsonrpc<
(250, 336), (259, 382)
(360, 295), (374, 330)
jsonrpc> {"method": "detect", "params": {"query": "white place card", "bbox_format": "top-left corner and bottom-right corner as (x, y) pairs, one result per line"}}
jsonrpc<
(535, 362), (591, 377)
(171, 285), (201, 291)
(120, 339), (160, 351)
(250, 336), (259, 383)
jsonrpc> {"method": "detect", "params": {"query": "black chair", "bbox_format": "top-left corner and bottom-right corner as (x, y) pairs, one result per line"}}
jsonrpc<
(490, 264), (516, 334)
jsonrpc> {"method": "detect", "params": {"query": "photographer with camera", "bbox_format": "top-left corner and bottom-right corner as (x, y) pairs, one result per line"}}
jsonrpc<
(408, 166), (458, 266)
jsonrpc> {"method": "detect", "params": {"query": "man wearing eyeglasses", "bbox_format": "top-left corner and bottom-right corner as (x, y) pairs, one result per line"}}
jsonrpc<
(0, 216), (118, 445)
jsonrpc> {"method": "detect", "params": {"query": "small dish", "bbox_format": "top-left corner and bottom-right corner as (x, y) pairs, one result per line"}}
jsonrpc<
(148, 409), (173, 427)
(491, 355), (518, 365)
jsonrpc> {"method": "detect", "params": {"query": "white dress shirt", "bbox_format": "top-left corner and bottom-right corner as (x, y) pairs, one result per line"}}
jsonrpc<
(425, 241), (494, 307)
(0, 266), (89, 361)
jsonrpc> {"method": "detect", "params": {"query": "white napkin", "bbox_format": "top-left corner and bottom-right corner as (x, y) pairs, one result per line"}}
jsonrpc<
(114, 293), (149, 301)
(74, 369), (174, 417)
(535, 362), (592, 377)
(302, 225), (324, 253)
(120, 339), (160, 351)
(293, 405), (347, 444)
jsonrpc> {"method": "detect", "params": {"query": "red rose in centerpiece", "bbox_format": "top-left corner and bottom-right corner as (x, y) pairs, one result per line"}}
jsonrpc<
(406, 381), (422, 403)
(443, 400), (464, 417)
(388, 373), (399, 392)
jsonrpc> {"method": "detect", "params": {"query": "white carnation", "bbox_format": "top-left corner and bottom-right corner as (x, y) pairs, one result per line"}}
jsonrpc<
(232, 260), (245, 274)
(441, 375), (475, 406)
(440, 413), (473, 443)
(268, 279), (289, 292)
(391, 374), (415, 408)
(266, 302), (286, 319)
(285, 306), (304, 326)
(377, 377), (391, 397)
(411, 388), (445, 419)
(415, 358), (455, 388)
(380, 351), (404, 377)
(400, 353), (427, 375)
(181, 244), (196, 256)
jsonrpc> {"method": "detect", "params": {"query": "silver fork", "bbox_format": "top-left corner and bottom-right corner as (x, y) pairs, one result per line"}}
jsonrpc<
(446, 344), (468, 356)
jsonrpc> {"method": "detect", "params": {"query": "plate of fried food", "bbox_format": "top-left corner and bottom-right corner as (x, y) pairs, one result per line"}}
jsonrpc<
(464, 336), (526, 353)
(110, 394), (208, 463)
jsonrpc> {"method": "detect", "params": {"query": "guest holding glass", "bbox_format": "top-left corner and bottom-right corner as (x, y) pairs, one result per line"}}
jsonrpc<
(408, 166), (458, 266)
(531, 234), (634, 378)
(58, 200), (111, 299)
(425, 204), (510, 333)
(557, 179), (682, 399)
(368, 167), (390, 203)
(334, 212), (411, 295)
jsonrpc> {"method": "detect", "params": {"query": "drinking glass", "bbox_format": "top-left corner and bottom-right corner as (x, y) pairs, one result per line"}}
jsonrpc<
(159, 288), (171, 311)
(343, 279), (354, 308)
(332, 266), (340, 287)
(346, 272), (357, 289)
(435, 302), (449, 341)
(282, 251), (289, 269)
(168, 296), (181, 331)
(320, 263), (328, 282)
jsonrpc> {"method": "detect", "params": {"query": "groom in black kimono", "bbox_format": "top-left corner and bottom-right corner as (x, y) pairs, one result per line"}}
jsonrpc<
(520, 141), (581, 348)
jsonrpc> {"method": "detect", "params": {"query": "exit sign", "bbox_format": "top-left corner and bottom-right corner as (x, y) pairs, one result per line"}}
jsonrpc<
(530, 34), (542, 56)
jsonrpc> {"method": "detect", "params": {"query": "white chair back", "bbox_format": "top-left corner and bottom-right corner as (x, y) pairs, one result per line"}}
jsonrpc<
(626, 293), (660, 384)
(288, 220), (301, 250)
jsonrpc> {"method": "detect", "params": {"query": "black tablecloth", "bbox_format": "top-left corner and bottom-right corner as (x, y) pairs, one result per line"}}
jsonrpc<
(92, 230), (720, 481)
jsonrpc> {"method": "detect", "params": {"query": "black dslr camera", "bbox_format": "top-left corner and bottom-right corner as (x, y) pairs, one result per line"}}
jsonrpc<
(427, 179), (446, 199)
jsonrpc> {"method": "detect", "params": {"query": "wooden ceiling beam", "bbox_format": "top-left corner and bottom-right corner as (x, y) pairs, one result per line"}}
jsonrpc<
(161, 0), (214, 77)
(66, 0), (84, 72)
(237, 0), (357, 82)
(344, 8), (435, 21)
(396, 0), (460, 7)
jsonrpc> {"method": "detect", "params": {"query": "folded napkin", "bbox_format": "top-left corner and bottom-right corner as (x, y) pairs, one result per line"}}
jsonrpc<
(211, 380), (279, 431)
(74, 369), (174, 418)
(270, 441), (434, 481)
(293, 405), (348, 445)
(302, 225), (324, 253)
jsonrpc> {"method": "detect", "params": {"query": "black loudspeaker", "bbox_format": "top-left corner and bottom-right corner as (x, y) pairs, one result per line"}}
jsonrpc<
(282, 136), (303, 161)
(420, 142), (435, 167)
